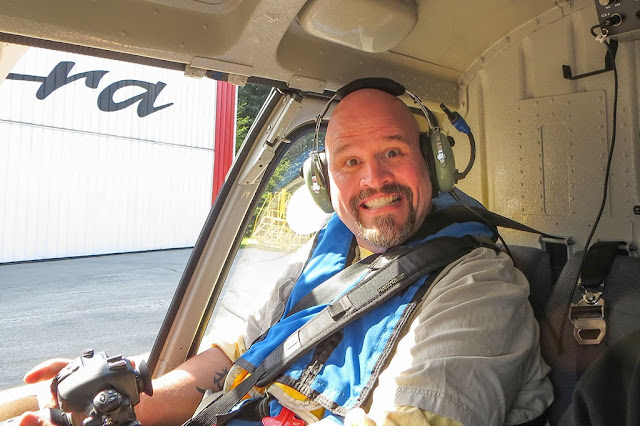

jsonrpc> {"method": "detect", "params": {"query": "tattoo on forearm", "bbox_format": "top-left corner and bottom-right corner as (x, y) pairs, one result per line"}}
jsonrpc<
(213, 366), (229, 391)
(195, 366), (230, 394)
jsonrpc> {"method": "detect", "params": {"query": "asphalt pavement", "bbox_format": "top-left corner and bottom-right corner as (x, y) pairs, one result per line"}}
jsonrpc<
(0, 249), (192, 391)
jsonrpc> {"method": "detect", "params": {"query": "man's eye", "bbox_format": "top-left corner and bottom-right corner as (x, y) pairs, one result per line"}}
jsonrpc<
(345, 158), (360, 166)
(385, 149), (399, 158)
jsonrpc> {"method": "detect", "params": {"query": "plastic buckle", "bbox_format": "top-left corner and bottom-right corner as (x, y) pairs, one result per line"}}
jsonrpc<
(570, 283), (606, 345)
(262, 407), (305, 426)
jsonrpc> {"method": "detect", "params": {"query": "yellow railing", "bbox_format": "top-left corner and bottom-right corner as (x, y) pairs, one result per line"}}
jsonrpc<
(251, 189), (311, 249)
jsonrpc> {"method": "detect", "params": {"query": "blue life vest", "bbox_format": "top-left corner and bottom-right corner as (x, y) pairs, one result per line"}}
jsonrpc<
(231, 191), (494, 423)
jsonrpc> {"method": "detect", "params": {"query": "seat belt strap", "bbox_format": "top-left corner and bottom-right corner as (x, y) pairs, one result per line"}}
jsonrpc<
(185, 235), (485, 425)
(570, 240), (625, 345)
(288, 207), (520, 317)
(411, 205), (561, 241)
(286, 253), (379, 318)
(185, 364), (267, 426)
(470, 208), (559, 238)
(258, 235), (484, 386)
(579, 241), (624, 289)
(289, 204), (559, 321)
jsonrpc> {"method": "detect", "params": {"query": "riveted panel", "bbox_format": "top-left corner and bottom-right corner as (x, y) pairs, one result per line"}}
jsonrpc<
(515, 91), (608, 218)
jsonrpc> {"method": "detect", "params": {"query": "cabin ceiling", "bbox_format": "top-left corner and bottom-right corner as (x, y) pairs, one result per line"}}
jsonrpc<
(0, 0), (566, 97)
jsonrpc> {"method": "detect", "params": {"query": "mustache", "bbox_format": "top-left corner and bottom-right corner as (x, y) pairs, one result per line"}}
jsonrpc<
(349, 183), (413, 213)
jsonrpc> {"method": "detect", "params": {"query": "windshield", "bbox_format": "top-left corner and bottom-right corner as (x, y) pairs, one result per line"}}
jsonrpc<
(200, 128), (329, 349)
(0, 45), (220, 389)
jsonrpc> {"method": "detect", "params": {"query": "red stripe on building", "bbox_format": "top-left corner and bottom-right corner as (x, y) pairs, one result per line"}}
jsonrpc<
(212, 81), (237, 204)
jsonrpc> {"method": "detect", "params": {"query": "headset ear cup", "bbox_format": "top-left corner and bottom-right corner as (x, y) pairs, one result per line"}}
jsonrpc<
(318, 151), (330, 191)
(303, 151), (334, 213)
(420, 132), (439, 198)
(422, 130), (457, 196)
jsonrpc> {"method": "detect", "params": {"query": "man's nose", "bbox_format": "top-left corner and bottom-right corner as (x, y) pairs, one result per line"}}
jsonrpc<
(361, 159), (393, 188)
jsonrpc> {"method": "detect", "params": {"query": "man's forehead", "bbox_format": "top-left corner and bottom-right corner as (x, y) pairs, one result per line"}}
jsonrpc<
(327, 89), (417, 132)
(326, 104), (419, 157)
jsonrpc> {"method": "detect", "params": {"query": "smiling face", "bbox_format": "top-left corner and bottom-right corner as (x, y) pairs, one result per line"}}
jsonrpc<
(325, 89), (433, 253)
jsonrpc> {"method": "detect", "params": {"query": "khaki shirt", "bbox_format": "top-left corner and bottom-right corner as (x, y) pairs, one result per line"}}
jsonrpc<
(221, 247), (552, 425)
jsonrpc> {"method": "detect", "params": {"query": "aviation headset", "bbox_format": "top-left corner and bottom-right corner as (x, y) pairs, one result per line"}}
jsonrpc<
(303, 77), (474, 213)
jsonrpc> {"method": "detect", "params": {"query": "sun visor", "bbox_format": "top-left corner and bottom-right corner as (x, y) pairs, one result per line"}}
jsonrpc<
(297, 0), (418, 54)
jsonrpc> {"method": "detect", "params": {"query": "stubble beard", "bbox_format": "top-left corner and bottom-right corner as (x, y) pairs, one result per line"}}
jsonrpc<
(350, 184), (416, 249)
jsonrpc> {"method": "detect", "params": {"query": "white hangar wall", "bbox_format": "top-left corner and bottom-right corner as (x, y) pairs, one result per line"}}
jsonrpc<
(0, 47), (218, 263)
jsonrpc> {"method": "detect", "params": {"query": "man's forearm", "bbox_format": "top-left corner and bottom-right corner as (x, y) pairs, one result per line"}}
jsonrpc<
(135, 346), (233, 425)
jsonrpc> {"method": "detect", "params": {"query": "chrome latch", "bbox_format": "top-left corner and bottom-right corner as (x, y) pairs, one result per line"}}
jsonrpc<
(570, 283), (606, 345)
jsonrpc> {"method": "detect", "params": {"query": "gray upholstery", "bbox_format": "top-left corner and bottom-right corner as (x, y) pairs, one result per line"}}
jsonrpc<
(540, 252), (640, 424)
(509, 245), (554, 322)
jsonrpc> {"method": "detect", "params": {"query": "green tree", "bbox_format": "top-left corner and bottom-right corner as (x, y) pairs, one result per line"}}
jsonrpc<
(236, 83), (272, 152)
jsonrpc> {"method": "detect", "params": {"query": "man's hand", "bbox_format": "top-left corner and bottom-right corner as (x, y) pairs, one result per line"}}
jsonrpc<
(23, 359), (71, 386)
(22, 358), (71, 410)
(16, 411), (54, 426)
(17, 359), (85, 426)
(17, 347), (233, 426)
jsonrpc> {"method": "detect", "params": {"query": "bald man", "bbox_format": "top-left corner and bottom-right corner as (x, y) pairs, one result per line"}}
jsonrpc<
(21, 87), (552, 426)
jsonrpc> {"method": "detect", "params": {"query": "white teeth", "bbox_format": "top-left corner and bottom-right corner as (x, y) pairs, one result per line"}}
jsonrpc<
(363, 196), (400, 209)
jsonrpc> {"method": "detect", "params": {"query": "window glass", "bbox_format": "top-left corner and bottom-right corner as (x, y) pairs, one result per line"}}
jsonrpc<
(0, 45), (220, 390)
(200, 130), (330, 349)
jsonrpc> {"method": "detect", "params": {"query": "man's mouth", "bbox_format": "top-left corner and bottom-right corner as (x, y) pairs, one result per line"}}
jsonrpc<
(350, 183), (413, 217)
(361, 195), (402, 210)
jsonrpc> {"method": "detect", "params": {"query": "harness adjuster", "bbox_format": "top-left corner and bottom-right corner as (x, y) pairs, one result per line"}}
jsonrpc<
(570, 282), (606, 345)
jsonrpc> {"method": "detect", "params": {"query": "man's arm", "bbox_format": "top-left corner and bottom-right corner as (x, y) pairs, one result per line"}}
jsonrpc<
(20, 346), (232, 426)
(366, 247), (552, 426)
(135, 346), (232, 425)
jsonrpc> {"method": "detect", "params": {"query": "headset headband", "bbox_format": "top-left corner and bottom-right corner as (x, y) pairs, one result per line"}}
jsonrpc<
(334, 78), (406, 100)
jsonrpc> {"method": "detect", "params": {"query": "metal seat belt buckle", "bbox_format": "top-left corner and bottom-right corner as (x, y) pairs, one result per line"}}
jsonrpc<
(569, 282), (606, 345)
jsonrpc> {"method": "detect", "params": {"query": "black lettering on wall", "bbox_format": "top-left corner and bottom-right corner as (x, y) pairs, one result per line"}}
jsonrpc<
(38, 62), (108, 100)
(7, 61), (173, 117)
(97, 80), (173, 118)
(8, 61), (108, 100)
